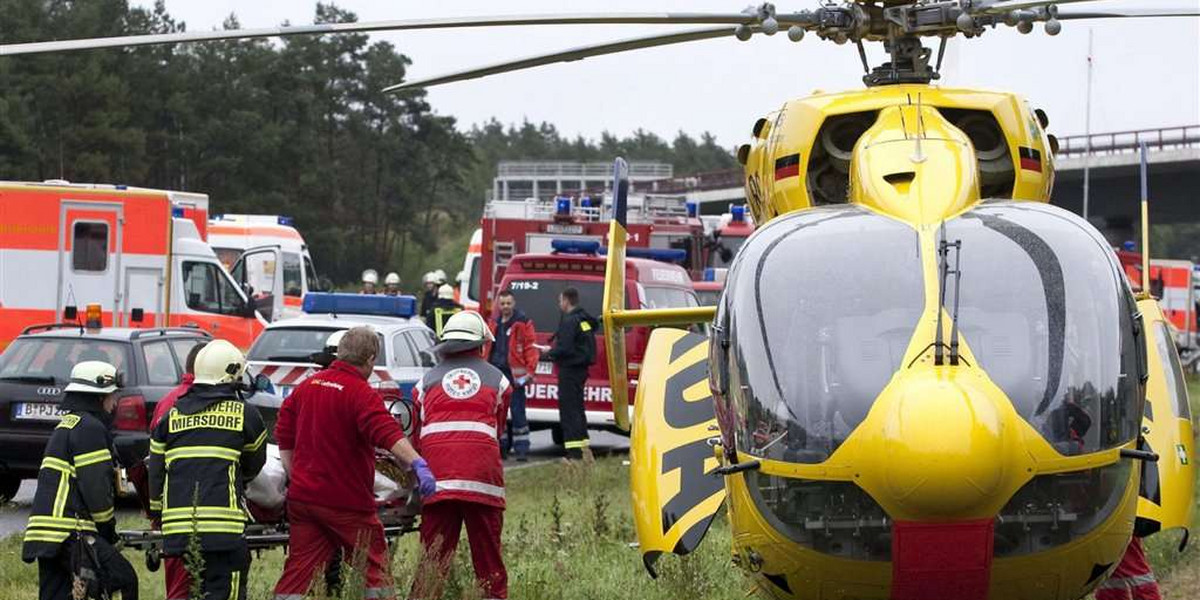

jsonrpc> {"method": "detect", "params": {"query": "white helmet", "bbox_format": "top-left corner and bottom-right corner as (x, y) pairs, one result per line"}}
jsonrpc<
(64, 361), (121, 394)
(384, 272), (401, 286)
(433, 269), (447, 284)
(437, 283), (455, 300)
(193, 340), (247, 386)
(362, 269), (379, 285)
(439, 310), (495, 344)
(325, 330), (347, 353)
(422, 271), (437, 285)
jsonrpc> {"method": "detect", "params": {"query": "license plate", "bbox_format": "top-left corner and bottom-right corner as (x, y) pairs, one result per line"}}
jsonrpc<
(13, 402), (66, 421)
(535, 362), (553, 375)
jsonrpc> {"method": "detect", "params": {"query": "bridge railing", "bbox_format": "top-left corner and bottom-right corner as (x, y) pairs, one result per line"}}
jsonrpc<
(1055, 125), (1200, 157)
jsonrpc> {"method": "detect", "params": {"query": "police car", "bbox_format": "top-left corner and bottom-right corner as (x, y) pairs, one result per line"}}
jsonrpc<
(246, 293), (437, 400)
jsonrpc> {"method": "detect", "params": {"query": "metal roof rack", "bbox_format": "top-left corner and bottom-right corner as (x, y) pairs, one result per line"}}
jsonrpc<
(129, 327), (213, 340)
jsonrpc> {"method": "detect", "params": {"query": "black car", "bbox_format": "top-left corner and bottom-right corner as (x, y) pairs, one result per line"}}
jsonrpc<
(0, 325), (282, 502)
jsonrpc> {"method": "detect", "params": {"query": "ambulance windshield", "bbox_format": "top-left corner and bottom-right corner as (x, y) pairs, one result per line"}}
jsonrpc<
(725, 206), (925, 463)
(504, 279), (604, 333)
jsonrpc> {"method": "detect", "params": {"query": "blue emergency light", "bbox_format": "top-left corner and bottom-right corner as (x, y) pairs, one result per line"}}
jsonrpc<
(600, 246), (688, 264)
(703, 268), (717, 281)
(551, 239), (602, 255)
(731, 205), (747, 222)
(302, 292), (417, 318)
(1122, 240), (1136, 252)
(278, 216), (294, 226)
(171, 207), (185, 218)
(580, 197), (593, 208)
(555, 197), (572, 216)
(686, 201), (698, 218)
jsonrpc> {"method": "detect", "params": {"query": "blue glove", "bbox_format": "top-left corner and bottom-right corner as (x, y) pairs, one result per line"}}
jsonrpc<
(412, 457), (437, 498)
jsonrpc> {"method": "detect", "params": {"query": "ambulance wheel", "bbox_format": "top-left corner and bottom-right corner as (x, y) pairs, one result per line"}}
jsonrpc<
(550, 425), (564, 447)
(0, 475), (20, 503)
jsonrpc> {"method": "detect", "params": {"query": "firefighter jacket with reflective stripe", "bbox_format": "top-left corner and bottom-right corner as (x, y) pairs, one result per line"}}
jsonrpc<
(414, 355), (511, 509)
(544, 306), (598, 368)
(148, 384), (267, 555)
(22, 404), (117, 561)
(275, 360), (408, 512)
(485, 311), (539, 378)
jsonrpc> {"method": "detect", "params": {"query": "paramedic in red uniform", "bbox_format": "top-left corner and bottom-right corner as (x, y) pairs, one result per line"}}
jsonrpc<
(148, 341), (207, 600)
(272, 326), (436, 600)
(411, 311), (512, 600)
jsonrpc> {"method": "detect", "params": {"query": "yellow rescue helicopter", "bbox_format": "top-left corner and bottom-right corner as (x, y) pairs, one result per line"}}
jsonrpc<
(3, 2), (1196, 599)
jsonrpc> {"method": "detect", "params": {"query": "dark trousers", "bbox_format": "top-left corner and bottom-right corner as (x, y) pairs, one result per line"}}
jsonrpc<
(494, 365), (530, 457)
(38, 536), (138, 600)
(193, 549), (249, 600)
(557, 365), (589, 459)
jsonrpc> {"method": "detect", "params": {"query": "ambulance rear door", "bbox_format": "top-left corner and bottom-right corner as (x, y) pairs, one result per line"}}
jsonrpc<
(230, 245), (283, 322)
(57, 200), (123, 324)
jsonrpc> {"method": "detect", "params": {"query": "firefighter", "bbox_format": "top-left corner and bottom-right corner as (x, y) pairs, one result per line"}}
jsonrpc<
(22, 361), (138, 600)
(147, 341), (208, 600)
(148, 340), (268, 600)
(542, 286), (598, 461)
(384, 272), (402, 296)
(273, 326), (436, 600)
(430, 283), (464, 337)
(419, 271), (439, 322)
(485, 289), (538, 461)
(361, 269), (380, 295)
(411, 311), (512, 600)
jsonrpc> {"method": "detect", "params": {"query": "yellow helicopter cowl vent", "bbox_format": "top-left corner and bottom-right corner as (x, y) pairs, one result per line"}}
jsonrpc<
(849, 104), (980, 225)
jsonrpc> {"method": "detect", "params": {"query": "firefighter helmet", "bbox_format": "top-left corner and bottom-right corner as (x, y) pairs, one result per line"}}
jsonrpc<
(193, 340), (247, 385)
(64, 361), (122, 394)
(423, 271), (437, 285)
(325, 329), (346, 354)
(437, 283), (455, 300)
(362, 269), (379, 285)
(434, 269), (447, 284)
(384, 272), (401, 286)
(439, 310), (495, 344)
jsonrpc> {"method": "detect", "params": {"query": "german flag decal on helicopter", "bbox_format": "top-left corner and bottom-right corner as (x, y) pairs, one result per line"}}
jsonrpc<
(630, 328), (725, 577)
(773, 153), (801, 180)
(1018, 146), (1043, 172)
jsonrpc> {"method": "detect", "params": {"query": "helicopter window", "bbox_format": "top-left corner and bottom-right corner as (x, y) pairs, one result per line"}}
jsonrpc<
(944, 203), (1140, 454)
(725, 205), (924, 464)
(1154, 321), (1192, 420)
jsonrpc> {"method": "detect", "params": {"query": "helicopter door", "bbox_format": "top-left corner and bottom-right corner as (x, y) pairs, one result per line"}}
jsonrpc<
(630, 328), (726, 576)
(1135, 299), (1196, 544)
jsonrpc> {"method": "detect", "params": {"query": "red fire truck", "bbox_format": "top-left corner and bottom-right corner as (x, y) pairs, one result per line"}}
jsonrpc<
(496, 240), (699, 439)
(459, 193), (705, 314)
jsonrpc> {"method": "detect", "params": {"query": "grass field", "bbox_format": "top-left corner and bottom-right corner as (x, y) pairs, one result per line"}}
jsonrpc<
(0, 383), (1197, 599)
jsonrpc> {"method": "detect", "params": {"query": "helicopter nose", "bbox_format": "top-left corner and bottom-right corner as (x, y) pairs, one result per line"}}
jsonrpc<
(857, 370), (1022, 521)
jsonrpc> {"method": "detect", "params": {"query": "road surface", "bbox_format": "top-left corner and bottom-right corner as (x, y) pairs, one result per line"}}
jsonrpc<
(0, 428), (629, 539)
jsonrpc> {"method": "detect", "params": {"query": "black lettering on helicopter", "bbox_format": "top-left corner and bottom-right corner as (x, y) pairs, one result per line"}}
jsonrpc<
(661, 439), (723, 538)
(659, 332), (723, 539)
(663, 334), (714, 430)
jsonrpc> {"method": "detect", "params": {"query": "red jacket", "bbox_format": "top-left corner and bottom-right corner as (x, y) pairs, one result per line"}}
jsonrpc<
(150, 374), (194, 430)
(275, 360), (406, 512)
(484, 311), (539, 378)
(414, 355), (511, 508)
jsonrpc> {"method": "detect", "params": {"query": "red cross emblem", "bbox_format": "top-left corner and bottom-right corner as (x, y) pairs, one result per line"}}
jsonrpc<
(441, 368), (480, 399)
(452, 373), (473, 390)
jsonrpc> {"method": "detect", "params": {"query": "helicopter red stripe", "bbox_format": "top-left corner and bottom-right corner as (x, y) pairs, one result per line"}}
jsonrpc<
(1018, 146), (1042, 172)
(774, 153), (801, 180)
(890, 519), (994, 600)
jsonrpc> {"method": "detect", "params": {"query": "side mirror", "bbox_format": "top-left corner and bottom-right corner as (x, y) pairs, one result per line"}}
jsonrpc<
(242, 301), (259, 319)
(419, 350), (436, 368)
(253, 373), (274, 393)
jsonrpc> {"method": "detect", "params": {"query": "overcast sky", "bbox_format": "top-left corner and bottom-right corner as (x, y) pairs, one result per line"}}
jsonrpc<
(130, 0), (1200, 149)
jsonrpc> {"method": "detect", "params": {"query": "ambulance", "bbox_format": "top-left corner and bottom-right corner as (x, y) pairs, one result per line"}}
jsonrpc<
(459, 193), (705, 314)
(1115, 249), (1197, 352)
(0, 181), (265, 349)
(495, 240), (699, 440)
(208, 214), (321, 322)
(701, 204), (756, 269)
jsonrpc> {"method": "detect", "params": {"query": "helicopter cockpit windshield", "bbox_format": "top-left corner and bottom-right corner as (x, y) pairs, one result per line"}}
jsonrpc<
(722, 202), (1143, 465)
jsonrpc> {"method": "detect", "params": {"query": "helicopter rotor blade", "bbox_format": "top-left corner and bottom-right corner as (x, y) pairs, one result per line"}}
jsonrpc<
(0, 12), (779, 57)
(1055, 8), (1200, 20)
(383, 26), (744, 93)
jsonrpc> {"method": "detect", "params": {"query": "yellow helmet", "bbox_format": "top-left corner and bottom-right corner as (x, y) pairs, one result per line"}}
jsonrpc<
(193, 340), (247, 385)
(64, 361), (121, 394)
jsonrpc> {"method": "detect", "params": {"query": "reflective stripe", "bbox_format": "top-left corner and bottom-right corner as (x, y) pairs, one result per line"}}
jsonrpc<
(52, 470), (69, 517)
(41, 457), (75, 475)
(420, 421), (497, 438)
(23, 530), (70, 544)
(162, 506), (246, 521)
(27, 516), (97, 531)
(436, 479), (505, 499)
(1099, 573), (1159, 589)
(244, 430), (267, 452)
(91, 507), (114, 522)
(165, 446), (240, 464)
(149, 499), (162, 511)
(162, 521), (246, 535)
(564, 440), (590, 449)
(150, 440), (166, 454)
(73, 449), (111, 468)
(275, 595), (305, 600)
(231, 571), (241, 596)
(364, 587), (394, 599)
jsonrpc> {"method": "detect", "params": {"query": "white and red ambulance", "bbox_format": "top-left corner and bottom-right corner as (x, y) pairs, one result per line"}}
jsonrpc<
(208, 214), (321, 322)
(0, 181), (264, 350)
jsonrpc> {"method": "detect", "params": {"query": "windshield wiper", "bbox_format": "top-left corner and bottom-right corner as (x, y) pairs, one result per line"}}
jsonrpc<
(0, 375), (58, 384)
(934, 226), (965, 366)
